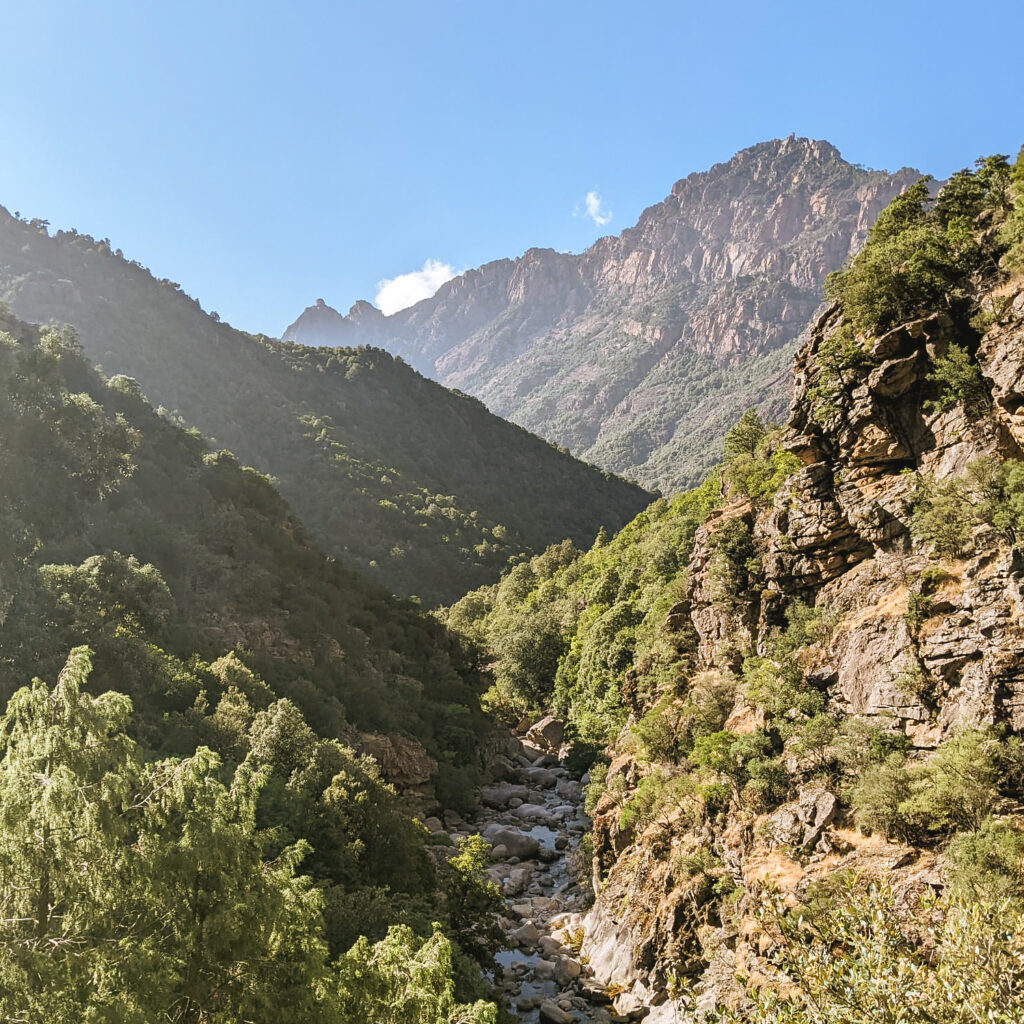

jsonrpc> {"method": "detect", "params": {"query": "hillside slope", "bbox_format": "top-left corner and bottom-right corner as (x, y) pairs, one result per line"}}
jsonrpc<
(446, 149), (1024, 1019)
(0, 213), (651, 604)
(287, 138), (919, 492)
(0, 305), (510, 1016)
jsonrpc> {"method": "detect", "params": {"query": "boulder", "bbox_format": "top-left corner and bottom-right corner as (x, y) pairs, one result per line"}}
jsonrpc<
(514, 803), (556, 823)
(511, 921), (541, 948)
(613, 991), (644, 1019)
(580, 979), (612, 1004)
(528, 715), (566, 751)
(480, 783), (530, 808)
(533, 958), (556, 980)
(767, 787), (838, 851)
(487, 828), (540, 860)
(526, 767), (559, 788)
(553, 955), (582, 986)
(538, 1000), (574, 1024)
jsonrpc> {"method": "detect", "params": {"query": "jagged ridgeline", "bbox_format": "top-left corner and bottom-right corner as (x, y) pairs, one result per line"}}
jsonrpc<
(0, 306), (512, 1019)
(447, 148), (1024, 1020)
(0, 212), (651, 606)
(288, 139), (921, 494)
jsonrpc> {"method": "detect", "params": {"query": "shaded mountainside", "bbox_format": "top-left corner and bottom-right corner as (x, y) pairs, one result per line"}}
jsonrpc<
(446, 150), (1024, 1020)
(0, 212), (651, 605)
(287, 138), (919, 493)
(0, 306), (490, 795)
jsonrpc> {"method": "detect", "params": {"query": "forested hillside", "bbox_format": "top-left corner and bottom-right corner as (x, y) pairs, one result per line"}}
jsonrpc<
(0, 307), (507, 1019)
(0, 212), (651, 604)
(446, 148), (1024, 1020)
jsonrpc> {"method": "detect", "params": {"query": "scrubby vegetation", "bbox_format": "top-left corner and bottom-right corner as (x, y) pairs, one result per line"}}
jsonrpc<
(445, 474), (723, 747)
(712, 881), (1024, 1024)
(0, 648), (498, 1022)
(0, 310), (505, 1019)
(442, 145), (1024, 1017)
(810, 147), (1024, 425)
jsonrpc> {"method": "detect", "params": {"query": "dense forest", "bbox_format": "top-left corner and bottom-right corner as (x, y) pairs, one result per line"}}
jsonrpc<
(0, 308), (508, 1019)
(0, 209), (651, 604)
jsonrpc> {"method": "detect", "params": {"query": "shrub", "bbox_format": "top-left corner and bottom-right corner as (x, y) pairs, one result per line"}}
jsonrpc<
(584, 762), (609, 816)
(806, 322), (875, 423)
(709, 881), (1024, 1024)
(722, 410), (800, 505)
(633, 696), (687, 763)
(901, 728), (1003, 833)
(618, 770), (696, 835)
(907, 473), (976, 557)
(853, 729), (1012, 841)
(850, 752), (913, 841)
(741, 654), (824, 721)
(946, 817), (1024, 906)
(925, 342), (988, 414)
(707, 517), (760, 606)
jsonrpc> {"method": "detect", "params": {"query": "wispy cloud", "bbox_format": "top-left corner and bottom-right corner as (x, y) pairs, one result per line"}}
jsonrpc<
(374, 259), (457, 315)
(581, 189), (612, 227)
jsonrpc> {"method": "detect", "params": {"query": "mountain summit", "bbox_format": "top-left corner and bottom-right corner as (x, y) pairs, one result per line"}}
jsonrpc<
(286, 138), (920, 492)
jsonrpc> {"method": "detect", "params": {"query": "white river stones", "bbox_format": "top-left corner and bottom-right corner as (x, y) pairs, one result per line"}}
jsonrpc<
(431, 726), (650, 1023)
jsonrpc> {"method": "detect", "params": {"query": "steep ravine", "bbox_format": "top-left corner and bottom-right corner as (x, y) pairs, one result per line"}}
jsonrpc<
(427, 719), (658, 1024)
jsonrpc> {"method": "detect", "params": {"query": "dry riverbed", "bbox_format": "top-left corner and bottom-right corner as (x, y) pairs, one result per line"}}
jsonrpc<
(423, 718), (648, 1023)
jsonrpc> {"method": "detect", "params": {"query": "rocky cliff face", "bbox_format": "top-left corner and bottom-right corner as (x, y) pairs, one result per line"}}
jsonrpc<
(574, 277), (1024, 1019)
(286, 139), (920, 493)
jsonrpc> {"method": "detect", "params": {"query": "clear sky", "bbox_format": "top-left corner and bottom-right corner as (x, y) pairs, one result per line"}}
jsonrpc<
(1, 0), (1021, 334)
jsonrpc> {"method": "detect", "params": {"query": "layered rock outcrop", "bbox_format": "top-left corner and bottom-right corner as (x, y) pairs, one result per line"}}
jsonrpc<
(575, 278), (1024, 1017)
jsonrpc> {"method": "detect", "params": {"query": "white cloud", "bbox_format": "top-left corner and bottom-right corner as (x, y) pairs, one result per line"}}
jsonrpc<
(583, 189), (612, 227)
(374, 259), (457, 315)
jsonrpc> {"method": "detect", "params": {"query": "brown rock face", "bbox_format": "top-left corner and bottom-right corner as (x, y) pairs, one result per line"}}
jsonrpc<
(357, 732), (436, 791)
(286, 138), (920, 492)
(578, 277), (1024, 1016)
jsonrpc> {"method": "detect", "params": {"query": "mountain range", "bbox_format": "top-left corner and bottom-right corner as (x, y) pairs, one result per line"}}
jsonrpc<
(285, 137), (921, 492)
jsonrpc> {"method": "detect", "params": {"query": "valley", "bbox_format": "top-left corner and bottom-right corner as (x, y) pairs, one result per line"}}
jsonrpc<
(1, 129), (1023, 1024)
(286, 138), (920, 493)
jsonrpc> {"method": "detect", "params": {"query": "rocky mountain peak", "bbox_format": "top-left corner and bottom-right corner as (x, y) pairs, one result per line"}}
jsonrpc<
(284, 141), (921, 494)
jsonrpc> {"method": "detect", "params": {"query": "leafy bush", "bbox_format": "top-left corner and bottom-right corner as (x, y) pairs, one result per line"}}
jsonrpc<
(707, 517), (761, 606)
(908, 457), (1024, 556)
(722, 410), (800, 505)
(824, 164), (1011, 337)
(946, 817), (1024, 906)
(850, 752), (914, 841)
(901, 728), (1005, 833)
(709, 881), (1024, 1024)
(806, 323), (875, 423)
(741, 654), (824, 721)
(618, 770), (697, 835)
(853, 729), (1020, 841)
(925, 342), (988, 414)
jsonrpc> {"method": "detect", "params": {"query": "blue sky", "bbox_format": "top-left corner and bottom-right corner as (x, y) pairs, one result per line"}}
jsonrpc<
(1, 0), (1021, 334)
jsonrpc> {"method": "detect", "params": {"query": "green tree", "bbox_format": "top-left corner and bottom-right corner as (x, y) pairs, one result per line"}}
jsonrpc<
(336, 925), (497, 1024)
(0, 648), (338, 1023)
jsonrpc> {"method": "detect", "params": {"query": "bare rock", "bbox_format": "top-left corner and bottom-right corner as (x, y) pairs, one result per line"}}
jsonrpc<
(528, 715), (566, 751)
(539, 999), (575, 1024)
